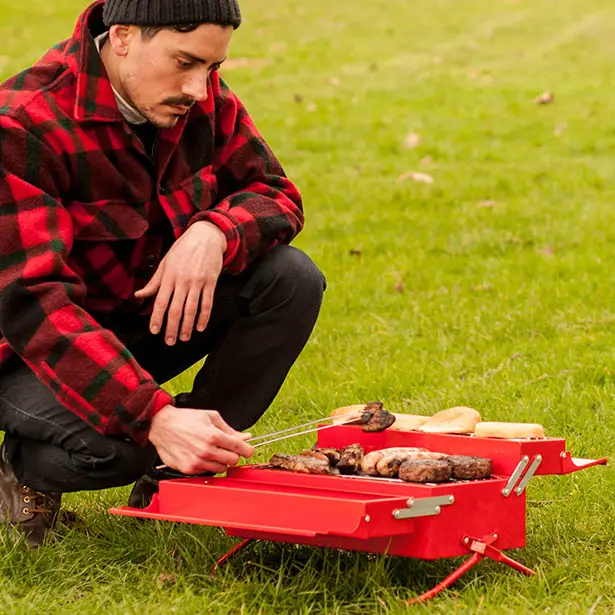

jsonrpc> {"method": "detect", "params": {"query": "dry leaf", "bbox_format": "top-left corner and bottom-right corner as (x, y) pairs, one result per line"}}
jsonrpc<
(396, 171), (434, 185)
(554, 122), (567, 136)
(306, 103), (318, 113)
(293, 94), (303, 104)
(328, 77), (341, 86)
(420, 156), (434, 167)
(157, 573), (176, 588)
(477, 200), (498, 208)
(535, 91), (554, 105)
(537, 246), (555, 256)
(403, 132), (421, 149)
(395, 281), (405, 293)
(349, 249), (362, 257)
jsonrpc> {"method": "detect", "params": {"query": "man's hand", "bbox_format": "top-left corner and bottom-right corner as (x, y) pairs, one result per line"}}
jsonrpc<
(148, 405), (254, 475)
(135, 222), (227, 345)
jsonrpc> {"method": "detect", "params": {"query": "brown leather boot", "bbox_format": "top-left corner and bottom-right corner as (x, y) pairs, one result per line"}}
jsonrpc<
(0, 445), (61, 547)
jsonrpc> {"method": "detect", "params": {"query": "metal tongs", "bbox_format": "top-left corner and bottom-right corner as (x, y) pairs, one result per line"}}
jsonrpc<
(248, 409), (370, 448)
(155, 410), (369, 471)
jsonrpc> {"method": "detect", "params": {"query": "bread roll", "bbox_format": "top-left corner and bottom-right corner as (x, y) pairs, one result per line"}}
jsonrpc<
(474, 422), (545, 439)
(387, 413), (429, 432)
(418, 406), (482, 434)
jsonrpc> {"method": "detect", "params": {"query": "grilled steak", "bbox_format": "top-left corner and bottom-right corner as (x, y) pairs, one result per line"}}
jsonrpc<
(361, 402), (397, 432)
(336, 444), (365, 474)
(447, 455), (492, 480)
(270, 454), (339, 475)
(309, 448), (342, 466)
(399, 459), (452, 483)
(300, 450), (331, 463)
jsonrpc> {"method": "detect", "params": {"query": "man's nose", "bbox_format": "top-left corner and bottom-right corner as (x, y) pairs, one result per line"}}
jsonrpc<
(182, 73), (208, 102)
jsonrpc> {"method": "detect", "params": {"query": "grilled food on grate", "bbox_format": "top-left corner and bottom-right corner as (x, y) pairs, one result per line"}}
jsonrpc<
(304, 448), (342, 466)
(336, 444), (365, 474)
(399, 459), (453, 483)
(270, 453), (340, 475)
(271, 446), (492, 482)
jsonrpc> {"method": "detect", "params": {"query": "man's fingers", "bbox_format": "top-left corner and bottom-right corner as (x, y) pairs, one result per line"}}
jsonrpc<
(149, 278), (174, 335)
(199, 446), (241, 468)
(135, 267), (163, 298)
(208, 412), (241, 436)
(164, 283), (189, 345)
(179, 286), (201, 342)
(196, 282), (216, 333)
(208, 428), (255, 458)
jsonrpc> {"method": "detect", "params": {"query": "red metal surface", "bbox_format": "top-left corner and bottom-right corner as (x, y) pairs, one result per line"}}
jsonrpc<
(109, 425), (606, 603)
(317, 426), (607, 476)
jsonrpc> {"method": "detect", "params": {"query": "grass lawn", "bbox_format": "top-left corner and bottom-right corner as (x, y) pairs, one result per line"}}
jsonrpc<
(2, 0), (615, 612)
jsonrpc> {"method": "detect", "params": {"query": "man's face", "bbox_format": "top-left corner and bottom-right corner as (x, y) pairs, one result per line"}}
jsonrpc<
(112, 24), (233, 129)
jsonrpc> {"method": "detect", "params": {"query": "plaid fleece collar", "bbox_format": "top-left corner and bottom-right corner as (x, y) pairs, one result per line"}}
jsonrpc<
(68, 0), (126, 124)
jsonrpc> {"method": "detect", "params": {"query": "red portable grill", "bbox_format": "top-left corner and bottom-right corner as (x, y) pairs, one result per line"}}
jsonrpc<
(110, 426), (606, 604)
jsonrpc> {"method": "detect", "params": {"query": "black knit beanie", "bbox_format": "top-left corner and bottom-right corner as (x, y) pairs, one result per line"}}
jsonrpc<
(103, 0), (242, 29)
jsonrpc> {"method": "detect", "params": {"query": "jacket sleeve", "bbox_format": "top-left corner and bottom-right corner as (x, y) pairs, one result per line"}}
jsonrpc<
(187, 73), (304, 274)
(0, 115), (173, 444)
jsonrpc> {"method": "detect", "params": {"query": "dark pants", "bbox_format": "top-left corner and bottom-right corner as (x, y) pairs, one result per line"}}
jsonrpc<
(0, 246), (325, 493)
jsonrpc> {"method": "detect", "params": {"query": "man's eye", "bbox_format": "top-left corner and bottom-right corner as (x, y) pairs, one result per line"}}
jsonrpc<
(177, 59), (193, 69)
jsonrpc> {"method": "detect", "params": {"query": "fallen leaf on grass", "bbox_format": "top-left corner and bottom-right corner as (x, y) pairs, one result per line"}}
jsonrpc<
(396, 171), (434, 184)
(403, 132), (421, 149)
(306, 103), (318, 113)
(395, 281), (405, 293)
(157, 573), (176, 589)
(554, 122), (567, 136)
(477, 200), (498, 208)
(293, 94), (303, 104)
(328, 76), (341, 86)
(537, 245), (555, 256)
(420, 156), (434, 167)
(349, 249), (362, 257)
(535, 91), (554, 105)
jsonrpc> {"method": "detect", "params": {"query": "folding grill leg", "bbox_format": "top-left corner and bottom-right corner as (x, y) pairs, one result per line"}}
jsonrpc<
(406, 553), (484, 605)
(210, 539), (255, 576)
(406, 534), (535, 605)
(469, 537), (536, 577)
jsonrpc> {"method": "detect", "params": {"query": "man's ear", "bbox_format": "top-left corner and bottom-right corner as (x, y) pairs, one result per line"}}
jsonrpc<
(108, 24), (138, 57)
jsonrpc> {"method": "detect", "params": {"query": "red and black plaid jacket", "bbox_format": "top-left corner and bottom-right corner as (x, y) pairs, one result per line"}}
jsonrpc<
(0, 1), (304, 443)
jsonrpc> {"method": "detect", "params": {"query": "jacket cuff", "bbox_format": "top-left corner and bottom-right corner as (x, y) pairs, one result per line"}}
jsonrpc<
(107, 385), (174, 445)
(187, 210), (241, 270)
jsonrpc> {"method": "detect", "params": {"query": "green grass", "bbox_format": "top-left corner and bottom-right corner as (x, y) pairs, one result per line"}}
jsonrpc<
(2, 0), (615, 612)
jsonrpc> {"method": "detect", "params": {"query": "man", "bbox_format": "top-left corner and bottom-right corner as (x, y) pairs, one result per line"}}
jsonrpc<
(0, 0), (325, 547)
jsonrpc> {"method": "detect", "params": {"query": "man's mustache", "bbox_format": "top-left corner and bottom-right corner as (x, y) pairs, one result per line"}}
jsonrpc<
(161, 97), (195, 108)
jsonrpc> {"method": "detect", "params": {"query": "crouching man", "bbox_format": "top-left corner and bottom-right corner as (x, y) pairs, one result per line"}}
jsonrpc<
(0, 0), (325, 546)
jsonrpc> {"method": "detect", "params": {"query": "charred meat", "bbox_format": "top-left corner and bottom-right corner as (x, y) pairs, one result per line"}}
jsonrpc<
(399, 459), (452, 483)
(361, 447), (429, 476)
(270, 453), (339, 475)
(300, 450), (331, 463)
(361, 402), (397, 433)
(306, 447), (342, 466)
(447, 455), (492, 480)
(336, 444), (365, 474)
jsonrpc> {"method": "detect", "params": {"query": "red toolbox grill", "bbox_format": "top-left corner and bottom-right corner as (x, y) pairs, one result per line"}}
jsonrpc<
(110, 426), (606, 604)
